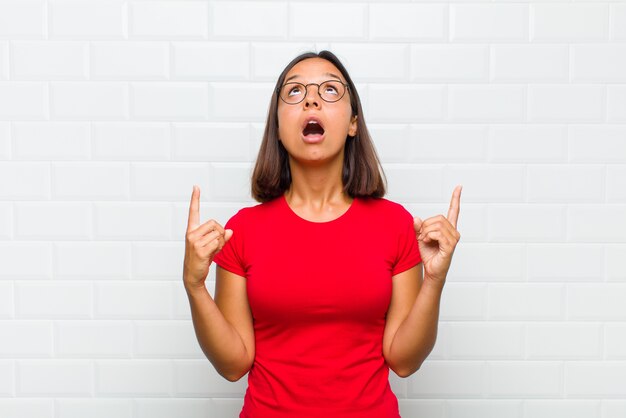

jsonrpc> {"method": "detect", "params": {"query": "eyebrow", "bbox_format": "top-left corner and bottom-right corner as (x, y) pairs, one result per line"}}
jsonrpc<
(284, 72), (344, 83)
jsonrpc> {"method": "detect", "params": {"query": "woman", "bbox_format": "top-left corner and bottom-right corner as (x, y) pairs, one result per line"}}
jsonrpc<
(183, 50), (461, 418)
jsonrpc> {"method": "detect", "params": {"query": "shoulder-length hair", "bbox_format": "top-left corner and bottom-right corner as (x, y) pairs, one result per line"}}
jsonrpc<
(251, 50), (386, 203)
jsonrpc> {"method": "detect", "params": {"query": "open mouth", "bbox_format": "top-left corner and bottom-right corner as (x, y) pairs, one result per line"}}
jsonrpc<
(302, 121), (325, 138)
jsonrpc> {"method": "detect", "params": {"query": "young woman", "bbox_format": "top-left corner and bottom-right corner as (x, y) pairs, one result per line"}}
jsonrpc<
(183, 50), (461, 418)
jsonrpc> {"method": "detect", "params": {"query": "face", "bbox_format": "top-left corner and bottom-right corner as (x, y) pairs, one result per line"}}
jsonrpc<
(277, 58), (358, 165)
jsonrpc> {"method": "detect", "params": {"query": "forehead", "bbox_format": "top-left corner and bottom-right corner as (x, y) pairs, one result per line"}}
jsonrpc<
(284, 58), (346, 83)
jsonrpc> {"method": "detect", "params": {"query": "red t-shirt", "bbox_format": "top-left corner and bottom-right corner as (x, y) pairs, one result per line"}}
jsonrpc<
(212, 194), (421, 418)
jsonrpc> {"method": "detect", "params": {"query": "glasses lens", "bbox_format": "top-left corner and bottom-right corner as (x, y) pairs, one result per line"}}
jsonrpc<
(280, 83), (305, 104)
(319, 80), (345, 102)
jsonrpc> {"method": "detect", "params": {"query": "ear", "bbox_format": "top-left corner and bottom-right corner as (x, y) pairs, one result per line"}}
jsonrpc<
(348, 115), (358, 137)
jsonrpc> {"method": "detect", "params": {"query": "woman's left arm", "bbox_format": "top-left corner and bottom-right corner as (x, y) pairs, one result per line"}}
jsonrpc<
(383, 186), (462, 378)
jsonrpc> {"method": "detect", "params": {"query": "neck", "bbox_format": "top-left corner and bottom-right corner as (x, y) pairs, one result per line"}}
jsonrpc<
(285, 154), (351, 208)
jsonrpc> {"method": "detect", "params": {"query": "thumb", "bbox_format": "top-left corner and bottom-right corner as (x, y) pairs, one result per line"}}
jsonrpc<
(224, 229), (233, 242)
(413, 216), (423, 234)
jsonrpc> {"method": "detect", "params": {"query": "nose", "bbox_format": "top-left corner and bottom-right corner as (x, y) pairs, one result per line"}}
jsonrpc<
(303, 84), (321, 108)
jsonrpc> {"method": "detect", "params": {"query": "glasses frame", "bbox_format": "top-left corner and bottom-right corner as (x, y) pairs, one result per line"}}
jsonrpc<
(277, 80), (350, 105)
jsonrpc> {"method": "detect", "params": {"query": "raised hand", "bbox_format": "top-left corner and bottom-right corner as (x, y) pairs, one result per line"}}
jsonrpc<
(413, 185), (462, 287)
(183, 185), (233, 291)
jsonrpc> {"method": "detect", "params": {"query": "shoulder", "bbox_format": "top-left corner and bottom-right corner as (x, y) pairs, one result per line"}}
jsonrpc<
(358, 196), (413, 221)
(224, 196), (283, 227)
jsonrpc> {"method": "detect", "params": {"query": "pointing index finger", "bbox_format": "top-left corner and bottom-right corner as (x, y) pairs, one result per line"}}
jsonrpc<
(447, 185), (462, 228)
(187, 185), (200, 232)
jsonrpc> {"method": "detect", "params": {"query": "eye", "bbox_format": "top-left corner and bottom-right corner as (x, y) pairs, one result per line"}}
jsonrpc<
(288, 85), (302, 96)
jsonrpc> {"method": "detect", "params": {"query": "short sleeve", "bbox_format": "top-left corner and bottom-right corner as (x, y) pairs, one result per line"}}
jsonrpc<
(212, 210), (247, 277)
(391, 209), (422, 276)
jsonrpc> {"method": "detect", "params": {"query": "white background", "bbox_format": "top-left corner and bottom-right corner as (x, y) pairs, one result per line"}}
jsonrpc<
(1, 0), (626, 417)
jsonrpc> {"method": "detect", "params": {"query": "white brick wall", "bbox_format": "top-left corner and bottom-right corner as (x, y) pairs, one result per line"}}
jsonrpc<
(1, 1), (624, 416)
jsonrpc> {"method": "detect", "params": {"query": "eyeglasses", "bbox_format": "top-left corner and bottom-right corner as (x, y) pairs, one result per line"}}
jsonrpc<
(277, 80), (349, 105)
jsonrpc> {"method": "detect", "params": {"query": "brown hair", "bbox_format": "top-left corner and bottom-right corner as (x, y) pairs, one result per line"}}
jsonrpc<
(251, 50), (386, 202)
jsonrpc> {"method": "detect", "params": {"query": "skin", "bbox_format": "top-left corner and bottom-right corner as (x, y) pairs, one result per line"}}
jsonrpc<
(182, 57), (463, 381)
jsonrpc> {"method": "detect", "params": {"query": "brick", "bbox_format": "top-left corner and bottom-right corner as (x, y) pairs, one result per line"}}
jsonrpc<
(92, 42), (169, 79)
(290, 3), (364, 40)
(93, 122), (170, 160)
(572, 44), (626, 82)
(527, 165), (604, 203)
(209, 82), (274, 122)
(451, 4), (527, 41)
(368, 124), (411, 163)
(527, 245), (604, 282)
(18, 360), (92, 396)
(444, 165), (524, 203)
(605, 324), (626, 360)
(56, 321), (132, 358)
(131, 162), (210, 200)
(49, 0), (126, 39)
(16, 282), (91, 319)
(408, 361), (484, 397)
(15, 202), (91, 240)
(527, 323), (601, 359)
(449, 85), (524, 122)
(0, 42), (7, 80)
(0, 162), (49, 199)
(488, 284), (564, 320)
(210, 1), (286, 39)
(13, 122), (90, 160)
(173, 42), (248, 80)
(51, 82), (128, 120)
(488, 362), (562, 397)
(606, 245), (626, 281)
(0, 322), (52, 357)
(96, 360), (173, 396)
(531, 3), (608, 41)
(447, 323), (523, 359)
(0, 243), (52, 279)
(131, 82), (209, 120)
(130, 1), (208, 39)
(174, 360), (247, 396)
(251, 43), (317, 80)
(409, 125), (488, 163)
(12, 41), (88, 79)
(607, 166), (626, 203)
(565, 362), (626, 396)
(369, 84), (445, 122)
(0, 122), (9, 159)
(133, 242), (183, 280)
(603, 401), (626, 418)
(210, 163), (255, 201)
(0, 399), (53, 418)
(382, 165), (443, 202)
(55, 242), (131, 279)
(0, 0), (45, 38)
(135, 400), (211, 418)
(568, 284), (626, 320)
(329, 44), (408, 82)
(491, 45), (568, 82)
(369, 3), (446, 41)
(135, 321), (203, 358)
(0, 361), (13, 395)
(446, 400), (522, 418)
(607, 86), (626, 122)
(489, 125), (566, 162)
(57, 399), (132, 418)
(411, 45), (488, 82)
(528, 85), (604, 122)
(172, 123), (253, 162)
(95, 282), (172, 319)
(451, 244), (524, 282)
(0, 82), (47, 119)
(0, 282), (13, 318)
(523, 400), (600, 418)
(0, 203), (10, 239)
(611, 4), (626, 40)
(489, 204), (565, 242)
(94, 203), (171, 240)
(173, 279), (193, 320)
(568, 205), (626, 243)
(569, 125), (626, 162)
(53, 162), (129, 199)
(211, 399), (246, 416)
(440, 284), (486, 320)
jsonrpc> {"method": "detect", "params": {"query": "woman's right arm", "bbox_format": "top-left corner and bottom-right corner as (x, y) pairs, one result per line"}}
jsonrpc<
(183, 185), (254, 382)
